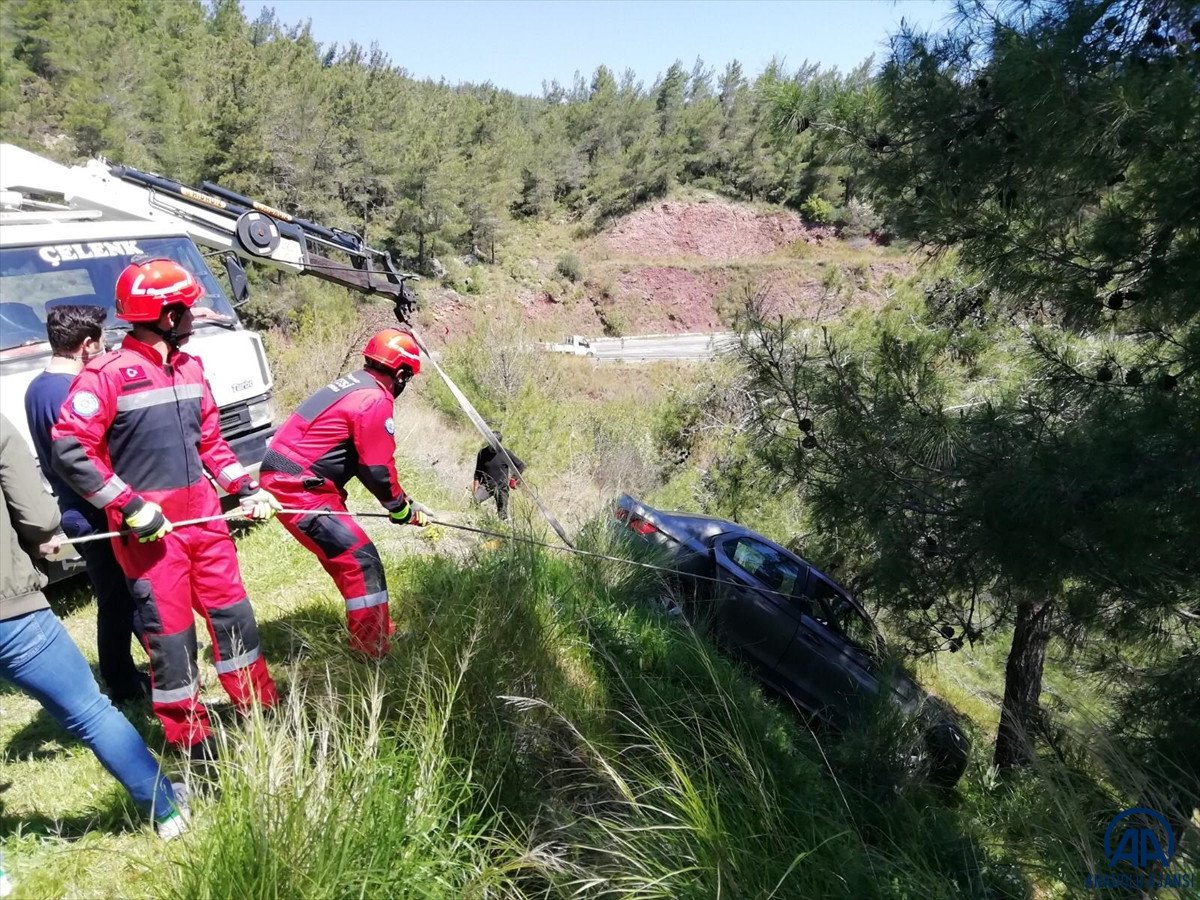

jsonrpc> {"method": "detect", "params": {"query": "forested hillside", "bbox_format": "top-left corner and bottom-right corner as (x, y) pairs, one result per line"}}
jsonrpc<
(3, 1), (1200, 897)
(1, 0), (870, 273)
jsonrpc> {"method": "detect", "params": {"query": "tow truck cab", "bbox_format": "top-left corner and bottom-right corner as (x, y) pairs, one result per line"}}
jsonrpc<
(0, 217), (276, 578)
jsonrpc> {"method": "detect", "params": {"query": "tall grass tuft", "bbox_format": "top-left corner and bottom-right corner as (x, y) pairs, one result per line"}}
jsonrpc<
(157, 659), (528, 898)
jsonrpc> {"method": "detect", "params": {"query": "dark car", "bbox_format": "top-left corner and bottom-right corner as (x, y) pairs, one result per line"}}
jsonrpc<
(613, 494), (971, 786)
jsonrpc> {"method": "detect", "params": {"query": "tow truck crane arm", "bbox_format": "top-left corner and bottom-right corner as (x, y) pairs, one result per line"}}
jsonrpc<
(0, 143), (417, 322)
(109, 166), (418, 323)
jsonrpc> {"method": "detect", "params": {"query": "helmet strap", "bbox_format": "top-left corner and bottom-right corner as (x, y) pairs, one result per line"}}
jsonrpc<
(393, 372), (417, 400)
(365, 360), (412, 397)
(144, 306), (191, 349)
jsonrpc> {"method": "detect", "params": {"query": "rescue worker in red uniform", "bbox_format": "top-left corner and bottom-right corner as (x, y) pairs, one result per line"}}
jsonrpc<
(259, 329), (429, 656)
(51, 258), (280, 758)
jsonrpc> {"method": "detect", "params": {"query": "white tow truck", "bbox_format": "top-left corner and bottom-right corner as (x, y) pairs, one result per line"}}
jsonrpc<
(0, 143), (416, 579)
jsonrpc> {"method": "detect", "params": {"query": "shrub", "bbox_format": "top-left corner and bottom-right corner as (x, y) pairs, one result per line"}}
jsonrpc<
(800, 195), (836, 224)
(836, 198), (884, 238)
(595, 275), (617, 301)
(600, 309), (626, 337)
(439, 256), (469, 292)
(463, 266), (486, 295)
(265, 285), (372, 411)
(556, 252), (584, 283)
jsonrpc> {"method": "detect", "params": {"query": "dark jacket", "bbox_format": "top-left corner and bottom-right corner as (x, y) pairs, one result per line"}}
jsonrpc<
(1, 414), (61, 620)
(25, 369), (102, 535)
(474, 444), (525, 489)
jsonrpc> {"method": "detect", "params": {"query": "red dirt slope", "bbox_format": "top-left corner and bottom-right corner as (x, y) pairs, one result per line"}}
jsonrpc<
(604, 198), (833, 259)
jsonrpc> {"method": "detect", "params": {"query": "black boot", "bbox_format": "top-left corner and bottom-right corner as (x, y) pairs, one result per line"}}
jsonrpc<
(109, 672), (151, 705)
(186, 736), (220, 790)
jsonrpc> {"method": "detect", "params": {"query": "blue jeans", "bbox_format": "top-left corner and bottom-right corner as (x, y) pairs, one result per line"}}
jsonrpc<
(0, 608), (176, 822)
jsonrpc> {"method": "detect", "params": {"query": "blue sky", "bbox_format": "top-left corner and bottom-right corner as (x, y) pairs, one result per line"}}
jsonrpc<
(241, 0), (957, 95)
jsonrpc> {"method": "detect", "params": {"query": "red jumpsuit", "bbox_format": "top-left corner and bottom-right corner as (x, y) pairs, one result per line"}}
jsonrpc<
(259, 368), (408, 655)
(51, 334), (277, 748)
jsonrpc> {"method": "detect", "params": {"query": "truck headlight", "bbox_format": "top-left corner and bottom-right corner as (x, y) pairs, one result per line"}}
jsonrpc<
(247, 395), (275, 429)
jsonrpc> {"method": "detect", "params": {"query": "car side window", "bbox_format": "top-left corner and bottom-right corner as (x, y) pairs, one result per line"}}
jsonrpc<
(727, 537), (806, 598)
(806, 573), (876, 649)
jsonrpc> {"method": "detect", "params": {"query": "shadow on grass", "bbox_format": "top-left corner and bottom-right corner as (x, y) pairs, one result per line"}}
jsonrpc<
(43, 576), (96, 621)
(0, 797), (143, 842)
(3, 695), (160, 763)
(257, 600), (348, 670)
(3, 707), (75, 762)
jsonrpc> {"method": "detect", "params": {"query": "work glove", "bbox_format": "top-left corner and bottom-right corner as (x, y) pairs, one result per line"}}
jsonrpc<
(508, 477), (519, 490)
(239, 486), (282, 521)
(124, 500), (173, 543)
(390, 500), (430, 528)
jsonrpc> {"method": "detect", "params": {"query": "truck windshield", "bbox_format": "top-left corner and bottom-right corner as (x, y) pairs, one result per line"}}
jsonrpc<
(0, 237), (237, 350)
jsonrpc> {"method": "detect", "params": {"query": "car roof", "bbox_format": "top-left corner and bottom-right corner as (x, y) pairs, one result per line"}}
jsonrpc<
(618, 493), (868, 613)
(620, 493), (811, 565)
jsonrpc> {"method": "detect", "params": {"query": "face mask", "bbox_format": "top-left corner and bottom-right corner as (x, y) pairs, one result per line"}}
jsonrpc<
(391, 376), (409, 398)
(74, 336), (107, 363)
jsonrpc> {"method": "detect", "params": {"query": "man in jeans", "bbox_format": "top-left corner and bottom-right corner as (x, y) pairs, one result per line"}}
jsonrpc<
(0, 414), (186, 856)
(24, 304), (148, 702)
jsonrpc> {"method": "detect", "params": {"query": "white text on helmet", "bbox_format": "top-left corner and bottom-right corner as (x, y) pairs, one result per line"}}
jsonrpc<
(38, 240), (144, 268)
(385, 334), (420, 362)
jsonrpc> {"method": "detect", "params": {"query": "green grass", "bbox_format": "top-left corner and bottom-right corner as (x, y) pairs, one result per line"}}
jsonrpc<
(7, 501), (1183, 898)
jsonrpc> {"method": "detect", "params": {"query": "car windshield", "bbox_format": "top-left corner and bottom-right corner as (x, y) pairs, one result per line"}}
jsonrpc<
(0, 237), (236, 350)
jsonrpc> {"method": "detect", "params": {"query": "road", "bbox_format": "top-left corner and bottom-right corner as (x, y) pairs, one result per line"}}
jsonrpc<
(545, 332), (739, 362)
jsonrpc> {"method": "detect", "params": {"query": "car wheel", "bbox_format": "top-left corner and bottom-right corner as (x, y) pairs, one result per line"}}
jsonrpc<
(922, 721), (970, 787)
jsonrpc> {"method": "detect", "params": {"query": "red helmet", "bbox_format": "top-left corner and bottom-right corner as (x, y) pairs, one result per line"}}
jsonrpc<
(364, 328), (421, 377)
(115, 258), (205, 322)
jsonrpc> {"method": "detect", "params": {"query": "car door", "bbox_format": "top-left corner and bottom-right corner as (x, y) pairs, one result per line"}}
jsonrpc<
(782, 571), (881, 723)
(711, 535), (807, 675)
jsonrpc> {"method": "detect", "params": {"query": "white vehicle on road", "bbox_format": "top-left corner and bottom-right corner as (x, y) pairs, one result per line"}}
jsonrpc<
(540, 334), (596, 356)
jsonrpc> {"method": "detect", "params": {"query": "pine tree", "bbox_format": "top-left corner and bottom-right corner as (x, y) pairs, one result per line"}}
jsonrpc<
(751, 0), (1200, 772)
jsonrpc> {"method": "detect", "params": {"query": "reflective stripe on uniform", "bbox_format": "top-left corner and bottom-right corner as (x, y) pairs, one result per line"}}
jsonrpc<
(213, 646), (261, 674)
(216, 462), (248, 488)
(152, 679), (199, 705)
(345, 590), (388, 612)
(88, 474), (127, 507)
(116, 383), (204, 411)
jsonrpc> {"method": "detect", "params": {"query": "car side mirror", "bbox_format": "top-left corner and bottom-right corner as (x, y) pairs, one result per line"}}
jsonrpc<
(221, 253), (252, 306)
